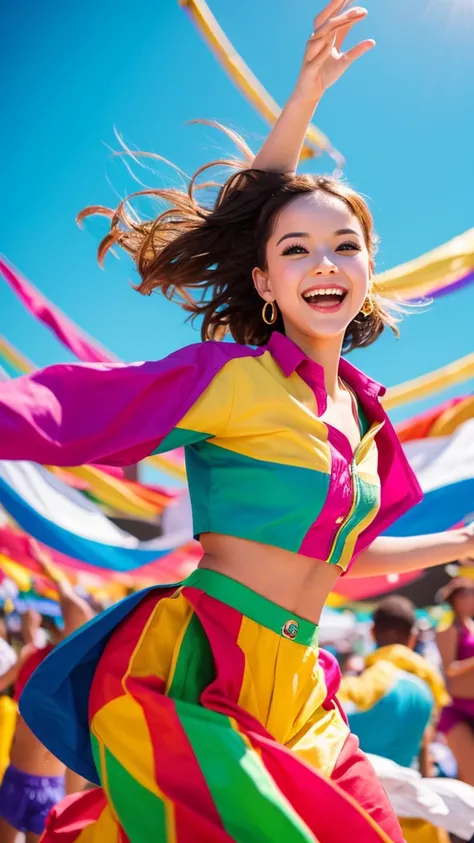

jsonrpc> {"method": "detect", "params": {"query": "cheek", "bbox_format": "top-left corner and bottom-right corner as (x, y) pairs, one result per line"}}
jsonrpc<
(268, 260), (304, 299)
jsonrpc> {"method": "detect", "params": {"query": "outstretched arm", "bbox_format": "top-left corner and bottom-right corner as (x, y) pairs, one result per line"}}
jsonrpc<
(347, 526), (474, 578)
(30, 540), (94, 638)
(0, 343), (235, 466)
(253, 1), (375, 172)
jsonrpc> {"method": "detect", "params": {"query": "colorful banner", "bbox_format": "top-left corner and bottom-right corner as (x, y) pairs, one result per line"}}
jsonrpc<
(0, 461), (192, 572)
(375, 228), (474, 301)
(0, 258), (117, 363)
(335, 418), (474, 600)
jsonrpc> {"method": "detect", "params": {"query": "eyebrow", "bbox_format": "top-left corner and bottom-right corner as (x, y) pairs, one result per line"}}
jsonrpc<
(276, 228), (361, 246)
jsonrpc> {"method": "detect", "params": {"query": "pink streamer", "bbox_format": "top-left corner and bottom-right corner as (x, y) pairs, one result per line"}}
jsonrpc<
(0, 258), (117, 364)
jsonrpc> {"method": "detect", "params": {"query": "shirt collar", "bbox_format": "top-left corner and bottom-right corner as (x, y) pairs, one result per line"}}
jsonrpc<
(267, 331), (386, 406)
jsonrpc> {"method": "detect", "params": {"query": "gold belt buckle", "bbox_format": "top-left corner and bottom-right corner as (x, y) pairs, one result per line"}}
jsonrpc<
(282, 619), (299, 640)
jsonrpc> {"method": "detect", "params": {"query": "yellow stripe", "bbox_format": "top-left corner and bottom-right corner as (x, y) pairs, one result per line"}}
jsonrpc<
(76, 803), (121, 843)
(55, 465), (159, 518)
(429, 395), (474, 437)
(90, 595), (188, 831)
(236, 618), (347, 777)
(211, 356), (331, 472)
(0, 335), (35, 374)
(375, 227), (474, 299)
(383, 353), (474, 410)
(334, 492), (380, 572)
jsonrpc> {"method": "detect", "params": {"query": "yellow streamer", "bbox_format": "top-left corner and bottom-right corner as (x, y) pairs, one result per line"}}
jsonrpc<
(0, 554), (32, 591)
(429, 396), (474, 437)
(48, 465), (160, 519)
(376, 229), (474, 300)
(0, 335), (35, 375)
(383, 354), (474, 411)
(178, 0), (344, 168)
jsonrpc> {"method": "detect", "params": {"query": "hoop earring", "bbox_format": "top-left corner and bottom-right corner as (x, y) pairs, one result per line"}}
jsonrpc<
(361, 295), (375, 317)
(262, 300), (278, 325)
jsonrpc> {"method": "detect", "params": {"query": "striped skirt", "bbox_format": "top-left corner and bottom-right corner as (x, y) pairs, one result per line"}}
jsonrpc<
(37, 569), (403, 842)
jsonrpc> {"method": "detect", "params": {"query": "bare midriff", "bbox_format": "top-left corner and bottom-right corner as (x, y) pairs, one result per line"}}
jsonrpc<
(199, 533), (342, 623)
(9, 715), (65, 777)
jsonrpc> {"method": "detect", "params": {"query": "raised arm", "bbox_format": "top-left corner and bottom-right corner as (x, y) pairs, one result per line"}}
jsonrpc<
(29, 540), (94, 638)
(253, 1), (375, 172)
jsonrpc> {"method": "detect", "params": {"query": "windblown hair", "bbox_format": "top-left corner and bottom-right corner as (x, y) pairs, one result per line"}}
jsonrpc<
(79, 124), (400, 351)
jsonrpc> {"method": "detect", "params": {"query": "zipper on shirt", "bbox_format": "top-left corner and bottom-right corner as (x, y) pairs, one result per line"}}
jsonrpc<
(327, 457), (360, 565)
(326, 420), (385, 565)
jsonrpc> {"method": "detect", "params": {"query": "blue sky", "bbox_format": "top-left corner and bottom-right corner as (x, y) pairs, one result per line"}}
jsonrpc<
(1, 0), (473, 429)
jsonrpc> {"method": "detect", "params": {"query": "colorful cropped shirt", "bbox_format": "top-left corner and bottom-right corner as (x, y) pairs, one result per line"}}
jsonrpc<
(0, 331), (422, 573)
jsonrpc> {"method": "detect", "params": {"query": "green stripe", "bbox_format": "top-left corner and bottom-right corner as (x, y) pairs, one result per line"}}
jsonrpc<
(152, 426), (210, 454)
(328, 473), (379, 565)
(185, 568), (318, 648)
(91, 733), (168, 842)
(177, 704), (314, 843)
(185, 440), (330, 554)
(167, 612), (215, 703)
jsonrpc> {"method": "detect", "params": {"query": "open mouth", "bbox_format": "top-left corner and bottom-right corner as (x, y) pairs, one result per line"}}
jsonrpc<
(302, 286), (348, 313)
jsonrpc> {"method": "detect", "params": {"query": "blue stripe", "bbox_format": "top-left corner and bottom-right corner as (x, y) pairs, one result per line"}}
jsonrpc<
(0, 476), (183, 571)
(19, 586), (172, 783)
(386, 478), (474, 536)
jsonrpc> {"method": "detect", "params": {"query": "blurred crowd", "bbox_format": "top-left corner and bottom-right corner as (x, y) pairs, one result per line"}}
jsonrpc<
(0, 547), (473, 842)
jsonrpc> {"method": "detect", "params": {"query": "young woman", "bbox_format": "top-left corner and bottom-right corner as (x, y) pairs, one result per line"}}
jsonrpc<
(437, 577), (474, 787)
(1, 2), (473, 841)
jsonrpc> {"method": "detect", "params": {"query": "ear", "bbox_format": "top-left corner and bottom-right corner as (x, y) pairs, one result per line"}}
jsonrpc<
(408, 630), (417, 651)
(252, 266), (273, 301)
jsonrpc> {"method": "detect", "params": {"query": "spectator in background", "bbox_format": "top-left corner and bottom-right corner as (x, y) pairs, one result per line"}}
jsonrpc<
(436, 576), (474, 787)
(339, 596), (450, 843)
(0, 541), (94, 843)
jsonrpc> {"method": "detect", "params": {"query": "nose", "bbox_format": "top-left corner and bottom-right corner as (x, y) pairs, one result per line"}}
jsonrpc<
(311, 255), (338, 276)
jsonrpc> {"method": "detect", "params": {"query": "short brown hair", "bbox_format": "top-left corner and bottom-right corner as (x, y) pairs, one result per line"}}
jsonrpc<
(79, 125), (400, 351)
(373, 596), (416, 645)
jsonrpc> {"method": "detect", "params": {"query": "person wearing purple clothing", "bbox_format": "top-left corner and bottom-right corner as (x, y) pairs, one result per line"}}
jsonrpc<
(437, 576), (474, 786)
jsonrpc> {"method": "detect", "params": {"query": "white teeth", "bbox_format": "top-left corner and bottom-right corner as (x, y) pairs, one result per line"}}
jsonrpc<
(303, 287), (346, 299)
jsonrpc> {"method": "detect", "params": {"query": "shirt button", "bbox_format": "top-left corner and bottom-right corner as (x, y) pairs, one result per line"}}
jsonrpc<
(335, 516), (344, 524)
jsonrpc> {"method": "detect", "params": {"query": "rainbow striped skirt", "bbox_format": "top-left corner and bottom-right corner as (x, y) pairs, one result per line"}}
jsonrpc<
(24, 569), (403, 842)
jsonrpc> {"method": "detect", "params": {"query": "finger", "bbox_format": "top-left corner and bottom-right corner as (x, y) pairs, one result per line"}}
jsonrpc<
(343, 39), (376, 64)
(306, 12), (362, 61)
(313, 0), (352, 30)
(312, 6), (367, 41)
(305, 33), (336, 63)
(307, 38), (335, 66)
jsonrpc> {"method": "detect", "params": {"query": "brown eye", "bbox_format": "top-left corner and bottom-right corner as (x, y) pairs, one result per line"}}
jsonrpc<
(281, 243), (308, 255)
(336, 241), (361, 252)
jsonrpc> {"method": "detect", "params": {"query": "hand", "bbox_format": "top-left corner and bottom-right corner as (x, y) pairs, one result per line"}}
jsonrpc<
(28, 538), (66, 584)
(293, 1), (375, 105)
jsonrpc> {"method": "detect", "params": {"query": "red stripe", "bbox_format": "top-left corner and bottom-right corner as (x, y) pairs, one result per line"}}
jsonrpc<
(330, 732), (404, 842)
(40, 788), (114, 843)
(128, 674), (234, 841)
(242, 728), (399, 843)
(183, 587), (247, 715)
(89, 590), (174, 720)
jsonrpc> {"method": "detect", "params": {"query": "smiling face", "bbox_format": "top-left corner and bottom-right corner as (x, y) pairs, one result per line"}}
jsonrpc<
(252, 191), (372, 349)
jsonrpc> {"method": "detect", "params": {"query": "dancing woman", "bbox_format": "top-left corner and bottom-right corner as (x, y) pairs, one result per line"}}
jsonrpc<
(437, 577), (474, 786)
(1, 3), (473, 841)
